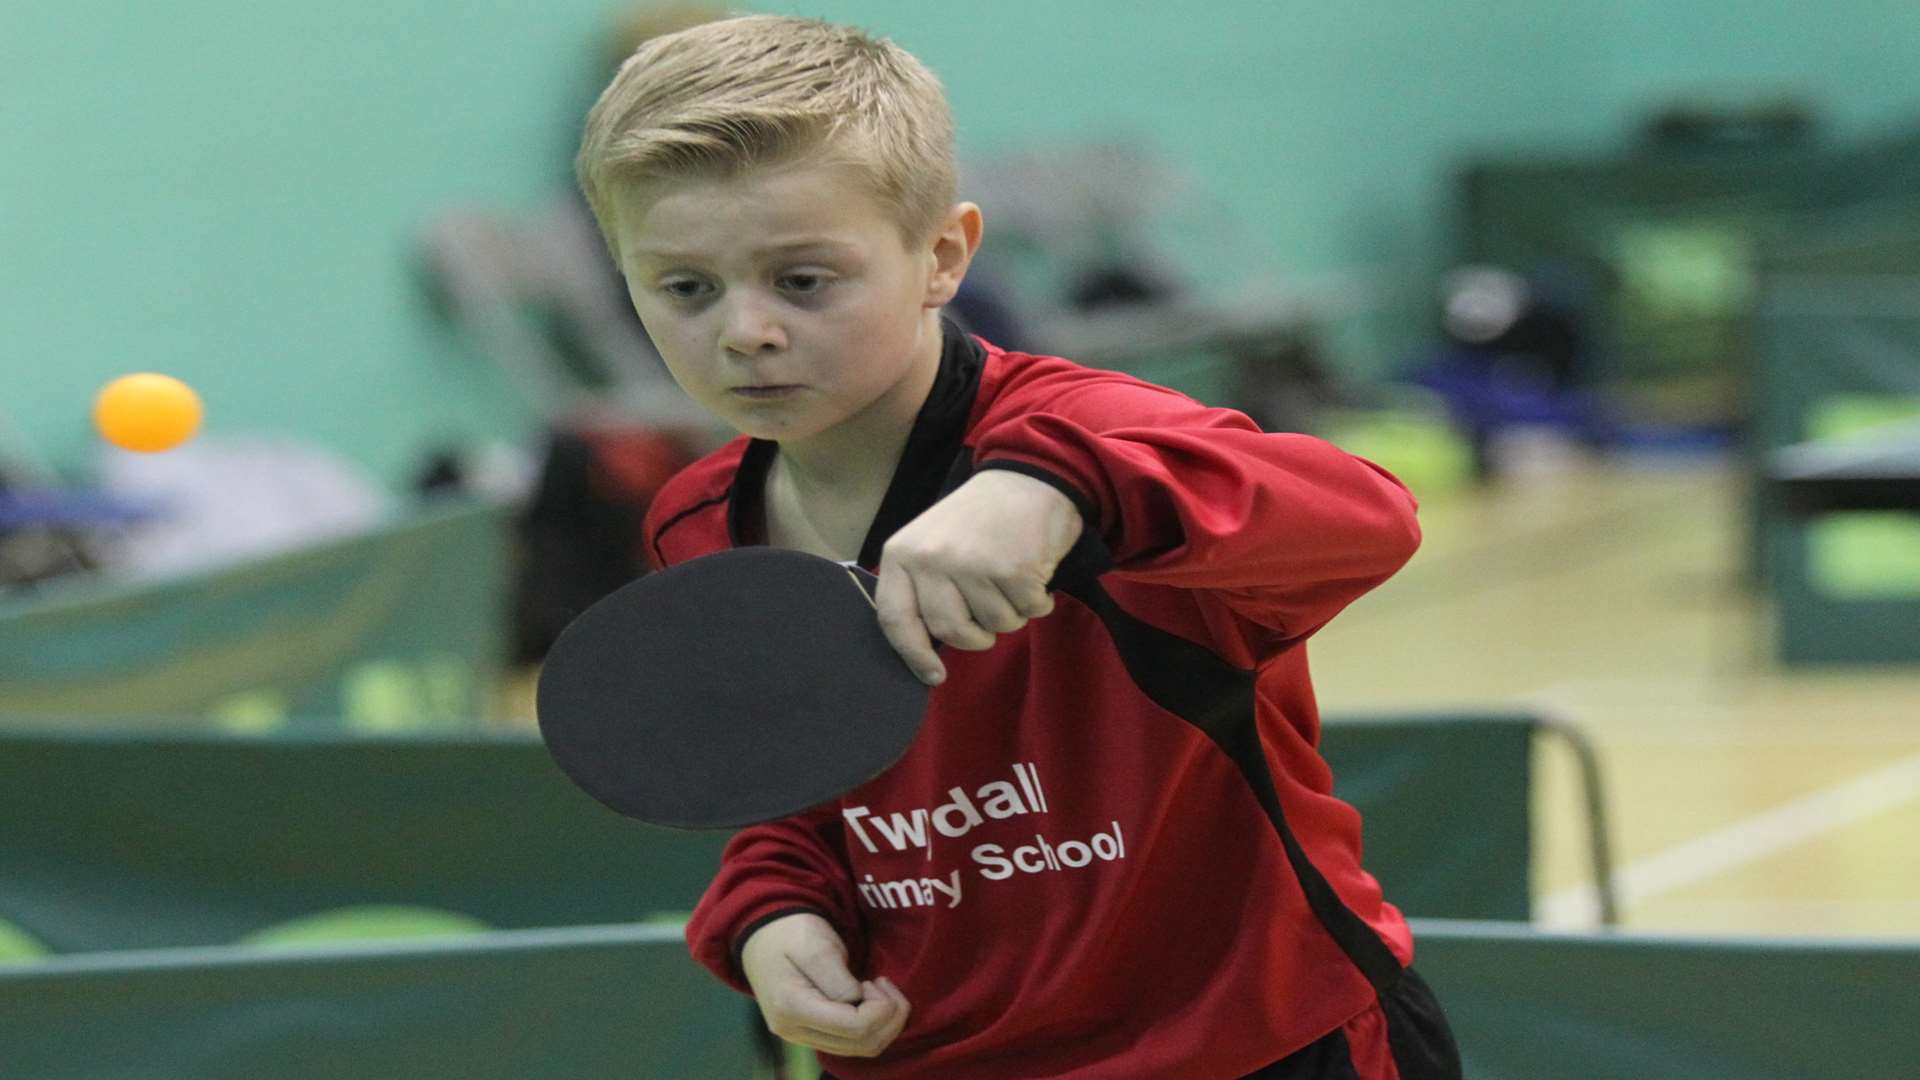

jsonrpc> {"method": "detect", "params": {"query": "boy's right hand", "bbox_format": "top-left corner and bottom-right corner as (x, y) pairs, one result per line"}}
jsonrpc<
(739, 912), (911, 1059)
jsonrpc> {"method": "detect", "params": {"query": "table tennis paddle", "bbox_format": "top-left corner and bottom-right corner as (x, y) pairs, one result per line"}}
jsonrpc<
(535, 546), (931, 829)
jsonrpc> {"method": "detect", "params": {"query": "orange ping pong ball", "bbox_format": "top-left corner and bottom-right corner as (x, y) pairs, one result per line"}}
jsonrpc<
(93, 373), (204, 453)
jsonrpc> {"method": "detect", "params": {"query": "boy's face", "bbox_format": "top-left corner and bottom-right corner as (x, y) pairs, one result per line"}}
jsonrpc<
(611, 162), (971, 445)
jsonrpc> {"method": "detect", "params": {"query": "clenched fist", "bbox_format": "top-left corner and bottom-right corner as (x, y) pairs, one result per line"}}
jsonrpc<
(739, 912), (910, 1059)
(876, 469), (1085, 685)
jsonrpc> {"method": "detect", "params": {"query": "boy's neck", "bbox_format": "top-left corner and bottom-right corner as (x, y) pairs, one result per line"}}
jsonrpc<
(763, 315), (945, 558)
(775, 314), (943, 488)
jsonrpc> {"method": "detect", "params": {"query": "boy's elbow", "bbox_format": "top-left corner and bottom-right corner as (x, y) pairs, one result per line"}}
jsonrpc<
(1393, 486), (1422, 552)
(1388, 503), (1422, 572)
(1351, 509), (1418, 588)
(1367, 474), (1423, 574)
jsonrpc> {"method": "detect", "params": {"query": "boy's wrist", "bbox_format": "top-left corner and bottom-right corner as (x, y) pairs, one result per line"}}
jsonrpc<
(972, 459), (1100, 537)
(732, 905), (830, 975)
(969, 460), (1115, 590)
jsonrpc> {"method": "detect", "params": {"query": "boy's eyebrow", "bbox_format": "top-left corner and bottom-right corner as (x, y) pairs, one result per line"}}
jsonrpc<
(630, 238), (860, 263)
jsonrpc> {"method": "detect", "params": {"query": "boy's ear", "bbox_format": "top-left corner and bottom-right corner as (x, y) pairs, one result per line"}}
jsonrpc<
(923, 202), (983, 309)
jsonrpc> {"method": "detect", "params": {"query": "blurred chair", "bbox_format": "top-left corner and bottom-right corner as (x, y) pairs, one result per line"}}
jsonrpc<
(961, 139), (1341, 431)
(416, 197), (714, 435)
(415, 200), (718, 662)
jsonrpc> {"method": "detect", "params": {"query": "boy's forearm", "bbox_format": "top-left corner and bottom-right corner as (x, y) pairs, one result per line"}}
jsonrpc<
(976, 410), (1420, 610)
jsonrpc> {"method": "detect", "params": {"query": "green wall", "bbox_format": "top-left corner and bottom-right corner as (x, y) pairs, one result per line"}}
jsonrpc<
(5, 2), (1917, 487)
(1602, 0), (1920, 132)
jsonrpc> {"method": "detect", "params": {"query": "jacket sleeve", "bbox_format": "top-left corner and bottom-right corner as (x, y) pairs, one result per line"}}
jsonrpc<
(684, 804), (866, 994)
(971, 364), (1420, 644)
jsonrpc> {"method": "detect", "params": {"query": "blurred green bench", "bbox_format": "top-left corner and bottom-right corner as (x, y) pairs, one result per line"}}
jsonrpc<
(0, 732), (726, 954)
(5, 916), (1909, 1080)
(0, 498), (510, 733)
(1413, 918), (1920, 1079)
(0, 923), (756, 1080)
(1322, 710), (1618, 925)
(0, 711), (1603, 954)
(0, 712), (1620, 1077)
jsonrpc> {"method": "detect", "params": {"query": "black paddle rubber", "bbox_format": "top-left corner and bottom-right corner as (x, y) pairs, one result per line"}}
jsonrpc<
(537, 546), (930, 829)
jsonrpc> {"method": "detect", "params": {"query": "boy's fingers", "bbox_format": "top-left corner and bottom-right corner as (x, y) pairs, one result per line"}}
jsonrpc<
(956, 576), (1026, 635)
(853, 981), (901, 1029)
(872, 977), (912, 1043)
(793, 1020), (896, 1059)
(793, 1027), (867, 1056)
(1003, 576), (1054, 619)
(913, 573), (996, 651)
(838, 981), (908, 1055)
(788, 943), (862, 1004)
(875, 560), (946, 685)
(781, 982), (900, 1055)
(772, 983), (861, 1034)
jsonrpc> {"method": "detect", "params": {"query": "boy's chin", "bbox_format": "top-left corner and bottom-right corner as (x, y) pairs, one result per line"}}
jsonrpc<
(720, 410), (835, 444)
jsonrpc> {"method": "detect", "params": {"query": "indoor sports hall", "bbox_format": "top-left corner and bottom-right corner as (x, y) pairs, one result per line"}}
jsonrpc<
(4, 3), (1917, 1077)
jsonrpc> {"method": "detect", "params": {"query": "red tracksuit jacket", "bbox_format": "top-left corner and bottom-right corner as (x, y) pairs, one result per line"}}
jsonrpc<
(657, 322), (1423, 1079)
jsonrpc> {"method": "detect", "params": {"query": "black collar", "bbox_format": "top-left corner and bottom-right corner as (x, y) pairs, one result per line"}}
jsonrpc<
(727, 319), (987, 567)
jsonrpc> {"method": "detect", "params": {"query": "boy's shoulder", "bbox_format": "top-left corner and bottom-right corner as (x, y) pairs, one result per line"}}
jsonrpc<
(642, 434), (752, 568)
(975, 338), (1230, 428)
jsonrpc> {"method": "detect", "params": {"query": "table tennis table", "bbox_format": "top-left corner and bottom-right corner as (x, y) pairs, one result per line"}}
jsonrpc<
(1768, 417), (1920, 516)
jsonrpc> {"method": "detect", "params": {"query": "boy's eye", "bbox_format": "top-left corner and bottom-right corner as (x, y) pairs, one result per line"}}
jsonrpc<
(660, 278), (713, 301)
(778, 272), (831, 295)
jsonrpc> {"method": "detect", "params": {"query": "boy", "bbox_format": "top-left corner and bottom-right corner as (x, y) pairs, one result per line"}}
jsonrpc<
(576, 15), (1461, 1079)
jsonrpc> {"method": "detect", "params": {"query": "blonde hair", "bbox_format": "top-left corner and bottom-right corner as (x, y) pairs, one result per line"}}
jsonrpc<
(577, 14), (957, 253)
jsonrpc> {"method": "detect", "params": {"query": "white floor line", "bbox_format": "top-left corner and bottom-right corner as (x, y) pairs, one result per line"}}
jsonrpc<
(1539, 750), (1920, 926)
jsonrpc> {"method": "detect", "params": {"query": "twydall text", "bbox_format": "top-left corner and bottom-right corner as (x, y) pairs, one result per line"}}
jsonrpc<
(845, 763), (1126, 911)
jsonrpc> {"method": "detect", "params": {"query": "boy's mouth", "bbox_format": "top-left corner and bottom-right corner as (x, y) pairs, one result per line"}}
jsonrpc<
(731, 385), (801, 400)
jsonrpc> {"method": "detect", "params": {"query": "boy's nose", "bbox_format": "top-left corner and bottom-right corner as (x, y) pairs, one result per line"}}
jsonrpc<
(718, 296), (787, 356)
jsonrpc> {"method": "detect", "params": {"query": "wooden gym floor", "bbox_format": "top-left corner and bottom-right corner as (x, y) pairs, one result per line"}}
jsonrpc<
(1309, 455), (1920, 937)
